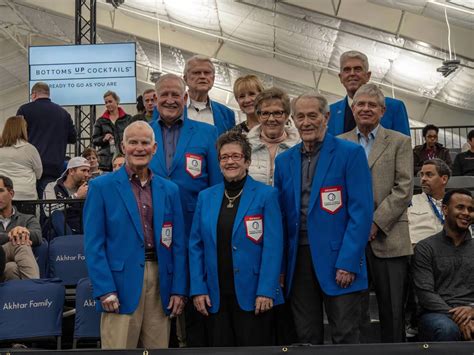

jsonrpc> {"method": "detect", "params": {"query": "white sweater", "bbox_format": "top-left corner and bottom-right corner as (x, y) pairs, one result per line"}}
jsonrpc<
(0, 140), (43, 200)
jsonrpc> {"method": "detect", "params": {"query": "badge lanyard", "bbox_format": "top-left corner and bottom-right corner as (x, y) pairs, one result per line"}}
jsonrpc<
(427, 195), (444, 224)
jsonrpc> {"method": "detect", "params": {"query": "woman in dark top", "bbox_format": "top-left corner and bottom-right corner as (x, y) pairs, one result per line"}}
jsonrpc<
(189, 131), (284, 346)
(92, 90), (132, 171)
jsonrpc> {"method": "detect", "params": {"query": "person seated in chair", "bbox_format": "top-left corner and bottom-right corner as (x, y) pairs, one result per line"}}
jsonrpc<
(43, 157), (90, 235)
(0, 175), (40, 281)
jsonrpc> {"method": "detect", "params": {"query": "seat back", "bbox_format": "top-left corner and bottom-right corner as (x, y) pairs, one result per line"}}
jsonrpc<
(74, 277), (101, 341)
(0, 279), (65, 342)
(48, 235), (88, 286)
(33, 239), (49, 278)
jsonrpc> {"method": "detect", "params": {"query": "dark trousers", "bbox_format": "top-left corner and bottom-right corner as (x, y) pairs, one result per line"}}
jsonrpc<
(290, 246), (362, 344)
(206, 293), (273, 347)
(365, 245), (409, 343)
(185, 302), (209, 347)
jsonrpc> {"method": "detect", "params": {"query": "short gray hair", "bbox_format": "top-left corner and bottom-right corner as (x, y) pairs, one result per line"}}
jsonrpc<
(423, 158), (452, 179)
(353, 83), (385, 108)
(183, 55), (215, 75)
(155, 74), (187, 95)
(291, 93), (329, 116)
(340, 50), (369, 72)
(123, 121), (155, 144)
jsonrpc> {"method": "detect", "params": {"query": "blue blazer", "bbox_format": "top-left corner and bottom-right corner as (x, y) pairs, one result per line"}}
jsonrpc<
(328, 96), (410, 136)
(274, 134), (373, 297)
(210, 100), (235, 136)
(150, 115), (222, 235)
(151, 101), (235, 137)
(84, 167), (187, 315)
(189, 176), (284, 313)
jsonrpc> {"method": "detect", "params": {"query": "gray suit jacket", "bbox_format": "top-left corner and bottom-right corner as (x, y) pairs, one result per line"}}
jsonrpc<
(339, 126), (413, 258)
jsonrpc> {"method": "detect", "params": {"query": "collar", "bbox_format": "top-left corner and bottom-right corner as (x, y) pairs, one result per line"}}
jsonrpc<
(442, 228), (472, 245)
(300, 140), (322, 157)
(187, 95), (212, 112)
(356, 124), (380, 140)
(125, 164), (153, 183)
(347, 96), (353, 107)
(0, 206), (16, 221)
(158, 114), (184, 127)
(101, 107), (127, 120)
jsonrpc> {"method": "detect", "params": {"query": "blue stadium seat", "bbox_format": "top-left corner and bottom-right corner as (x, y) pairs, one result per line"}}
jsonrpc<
(48, 235), (88, 286)
(33, 239), (49, 278)
(73, 277), (101, 348)
(0, 279), (65, 349)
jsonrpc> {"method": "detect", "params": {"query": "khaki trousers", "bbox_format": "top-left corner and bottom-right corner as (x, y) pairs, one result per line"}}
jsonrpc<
(101, 261), (170, 349)
(2, 243), (39, 281)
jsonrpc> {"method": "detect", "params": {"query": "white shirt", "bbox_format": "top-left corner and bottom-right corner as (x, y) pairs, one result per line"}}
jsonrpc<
(187, 96), (214, 126)
(408, 192), (444, 244)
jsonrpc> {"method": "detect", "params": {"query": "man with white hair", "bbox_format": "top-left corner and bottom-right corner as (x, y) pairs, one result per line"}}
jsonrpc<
(329, 50), (410, 137)
(84, 121), (187, 349)
(183, 55), (235, 135)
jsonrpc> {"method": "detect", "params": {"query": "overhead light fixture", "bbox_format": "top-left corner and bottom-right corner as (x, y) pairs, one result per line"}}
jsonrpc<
(106, 0), (125, 9)
(437, 59), (461, 77)
(149, 71), (162, 83)
(427, 0), (474, 15)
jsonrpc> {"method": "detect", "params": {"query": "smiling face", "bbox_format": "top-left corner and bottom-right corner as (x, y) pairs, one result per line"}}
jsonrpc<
(104, 95), (118, 113)
(443, 193), (474, 233)
(219, 143), (250, 182)
(122, 124), (157, 172)
(293, 97), (329, 144)
(184, 60), (215, 95)
(156, 78), (187, 125)
(236, 85), (261, 116)
(258, 99), (288, 139)
(352, 94), (385, 133)
(339, 58), (371, 97)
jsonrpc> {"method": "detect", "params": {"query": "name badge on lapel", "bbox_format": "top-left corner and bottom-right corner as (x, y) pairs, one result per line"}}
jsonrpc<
(161, 222), (173, 249)
(185, 153), (203, 178)
(245, 215), (263, 244)
(320, 186), (343, 214)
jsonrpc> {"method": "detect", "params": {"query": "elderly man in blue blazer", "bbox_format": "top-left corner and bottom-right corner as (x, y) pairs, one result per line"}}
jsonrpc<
(183, 55), (235, 135)
(274, 93), (373, 344)
(84, 121), (187, 349)
(328, 50), (410, 137)
(150, 73), (222, 347)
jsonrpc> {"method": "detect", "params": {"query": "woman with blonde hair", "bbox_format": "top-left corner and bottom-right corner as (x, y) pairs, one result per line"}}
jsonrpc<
(232, 75), (264, 135)
(0, 115), (42, 214)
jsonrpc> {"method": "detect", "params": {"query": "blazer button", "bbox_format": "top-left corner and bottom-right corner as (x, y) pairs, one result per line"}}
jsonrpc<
(232, 246), (237, 251)
(234, 268), (239, 273)
(140, 263), (144, 267)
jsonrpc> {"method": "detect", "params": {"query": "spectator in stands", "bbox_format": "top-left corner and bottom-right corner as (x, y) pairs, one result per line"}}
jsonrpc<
(92, 90), (132, 171)
(132, 89), (157, 123)
(84, 121), (187, 349)
(413, 188), (474, 341)
(0, 115), (42, 215)
(452, 129), (474, 176)
(189, 131), (283, 346)
(329, 51), (410, 137)
(409, 159), (451, 244)
(16, 82), (77, 198)
(112, 154), (125, 171)
(340, 83), (413, 343)
(43, 157), (90, 235)
(183, 55), (235, 135)
(413, 124), (452, 176)
(0, 175), (40, 281)
(135, 94), (145, 115)
(275, 93), (373, 344)
(149, 73), (222, 347)
(247, 87), (300, 186)
(82, 147), (103, 179)
(232, 75), (264, 134)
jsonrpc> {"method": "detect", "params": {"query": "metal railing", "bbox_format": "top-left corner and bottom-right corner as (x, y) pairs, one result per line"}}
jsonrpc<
(410, 125), (474, 150)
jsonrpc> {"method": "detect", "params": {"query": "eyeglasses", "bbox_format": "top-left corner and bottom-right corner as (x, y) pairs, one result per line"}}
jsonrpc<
(258, 110), (286, 119)
(219, 153), (245, 162)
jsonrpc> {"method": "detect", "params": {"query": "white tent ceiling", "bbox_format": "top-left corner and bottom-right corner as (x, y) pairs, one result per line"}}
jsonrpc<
(0, 0), (473, 127)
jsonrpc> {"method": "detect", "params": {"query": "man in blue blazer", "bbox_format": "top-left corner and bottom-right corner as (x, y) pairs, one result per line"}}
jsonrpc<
(274, 93), (373, 344)
(328, 50), (410, 137)
(84, 121), (187, 349)
(183, 55), (235, 135)
(150, 73), (222, 346)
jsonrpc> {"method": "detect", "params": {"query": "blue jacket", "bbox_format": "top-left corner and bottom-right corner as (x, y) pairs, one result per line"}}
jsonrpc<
(274, 133), (373, 297)
(150, 115), (222, 235)
(189, 176), (284, 313)
(84, 167), (187, 315)
(328, 96), (410, 136)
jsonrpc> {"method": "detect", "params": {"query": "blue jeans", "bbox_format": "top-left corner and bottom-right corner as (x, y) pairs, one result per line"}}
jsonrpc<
(418, 312), (462, 341)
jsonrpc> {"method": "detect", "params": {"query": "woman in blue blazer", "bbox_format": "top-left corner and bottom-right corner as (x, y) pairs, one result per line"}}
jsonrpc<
(189, 131), (284, 346)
